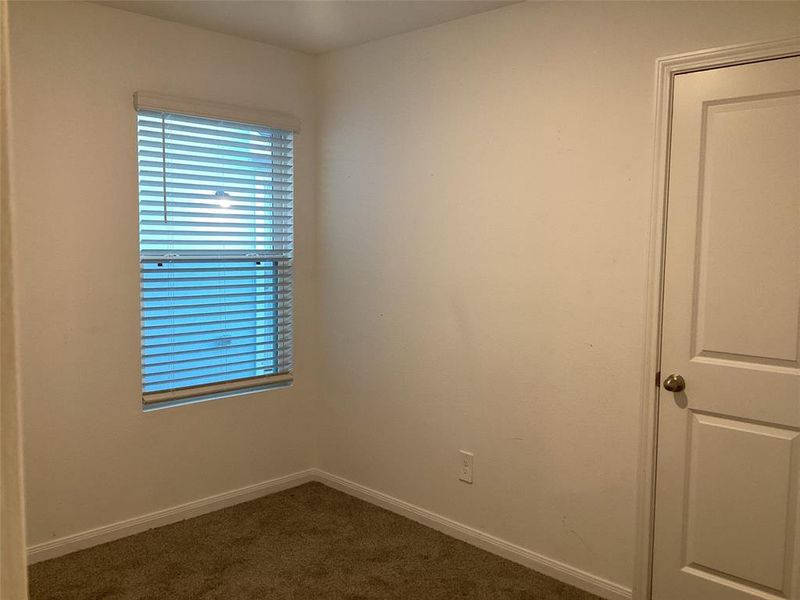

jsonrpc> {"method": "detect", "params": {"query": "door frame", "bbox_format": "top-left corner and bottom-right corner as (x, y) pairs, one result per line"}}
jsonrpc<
(633, 35), (800, 600)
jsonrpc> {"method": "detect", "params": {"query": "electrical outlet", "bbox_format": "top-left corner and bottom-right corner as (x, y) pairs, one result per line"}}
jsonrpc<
(459, 450), (474, 484)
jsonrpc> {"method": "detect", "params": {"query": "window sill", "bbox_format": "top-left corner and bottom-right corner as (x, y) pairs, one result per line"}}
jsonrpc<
(142, 379), (293, 412)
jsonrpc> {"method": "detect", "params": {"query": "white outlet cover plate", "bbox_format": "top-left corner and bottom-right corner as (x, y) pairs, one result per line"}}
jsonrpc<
(459, 450), (474, 484)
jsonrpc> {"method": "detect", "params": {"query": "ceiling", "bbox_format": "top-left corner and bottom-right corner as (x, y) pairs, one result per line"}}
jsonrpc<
(95, 1), (519, 55)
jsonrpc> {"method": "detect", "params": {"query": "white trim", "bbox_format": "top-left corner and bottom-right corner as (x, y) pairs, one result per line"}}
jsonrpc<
(633, 35), (800, 600)
(133, 91), (302, 133)
(143, 373), (293, 408)
(312, 469), (632, 600)
(27, 469), (314, 564)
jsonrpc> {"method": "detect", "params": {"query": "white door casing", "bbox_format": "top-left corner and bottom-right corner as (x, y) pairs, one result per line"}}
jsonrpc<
(652, 56), (800, 600)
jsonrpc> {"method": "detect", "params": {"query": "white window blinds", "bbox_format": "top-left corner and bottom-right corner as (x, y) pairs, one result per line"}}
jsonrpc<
(136, 107), (294, 406)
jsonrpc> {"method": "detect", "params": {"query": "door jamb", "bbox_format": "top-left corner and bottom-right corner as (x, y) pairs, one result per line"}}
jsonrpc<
(633, 35), (800, 600)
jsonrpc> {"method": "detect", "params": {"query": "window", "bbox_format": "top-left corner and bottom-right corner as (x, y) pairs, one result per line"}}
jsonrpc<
(135, 96), (295, 407)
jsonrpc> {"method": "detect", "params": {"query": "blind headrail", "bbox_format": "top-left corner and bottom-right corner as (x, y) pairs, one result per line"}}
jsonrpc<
(134, 91), (302, 134)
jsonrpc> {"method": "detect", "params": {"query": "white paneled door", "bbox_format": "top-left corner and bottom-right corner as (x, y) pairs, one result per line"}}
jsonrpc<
(653, 56), (800, 600)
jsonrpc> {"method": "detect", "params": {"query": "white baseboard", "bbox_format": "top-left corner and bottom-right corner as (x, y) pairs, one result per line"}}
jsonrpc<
(312, 469), (633, 600)
(27, 469), (315, 564)
(28, 467), (632, 600)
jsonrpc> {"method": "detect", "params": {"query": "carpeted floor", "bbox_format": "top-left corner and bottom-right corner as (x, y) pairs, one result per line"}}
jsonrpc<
(29, 482), (603, 600)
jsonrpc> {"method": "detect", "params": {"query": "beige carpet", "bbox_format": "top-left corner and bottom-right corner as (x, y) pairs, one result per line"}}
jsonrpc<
(29, 482), (603, 600)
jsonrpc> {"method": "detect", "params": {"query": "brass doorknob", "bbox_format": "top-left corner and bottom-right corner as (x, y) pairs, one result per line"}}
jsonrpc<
(663, 374), (685, 393)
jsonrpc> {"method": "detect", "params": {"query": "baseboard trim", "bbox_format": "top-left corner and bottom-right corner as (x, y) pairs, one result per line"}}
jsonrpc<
(27, 469), (315, 564)
(312, 469), (632, 600)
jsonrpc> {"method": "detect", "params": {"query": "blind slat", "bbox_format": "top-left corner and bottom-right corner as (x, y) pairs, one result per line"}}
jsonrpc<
(144, 332), (293, 353)
(142, 320), (291, 343)
(138, 167), (292, 188)
(145, 355), (284, 378)
(139, 158), (292, 179)
(142, 282), (291, 295)
(138, 121), (293, 146)
(144, 347), (286, 368)
(141, 289), (291, 302)
(145, 365), (283, 388)
(145, 330), (291, 359)
(138, 137), (293, 158)
(138, 147), (291, 170)
(140, 180), (293, 195)
(144, 300), (292, 316)
(138, 139), (291, 162)
(143, 315), (292, 334)
(139, 195), (292, 208)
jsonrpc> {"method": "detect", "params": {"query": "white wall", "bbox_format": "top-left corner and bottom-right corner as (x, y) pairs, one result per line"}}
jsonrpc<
(8, 1), (318, 547)
(1, 1), (28, 596)
(316, 1), (800, 591)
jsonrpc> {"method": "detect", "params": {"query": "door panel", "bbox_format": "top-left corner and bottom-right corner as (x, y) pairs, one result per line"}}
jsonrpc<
(685, 413), (798, 591)
(653, 56), (800, 600)
(695, 95), (800, 365)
